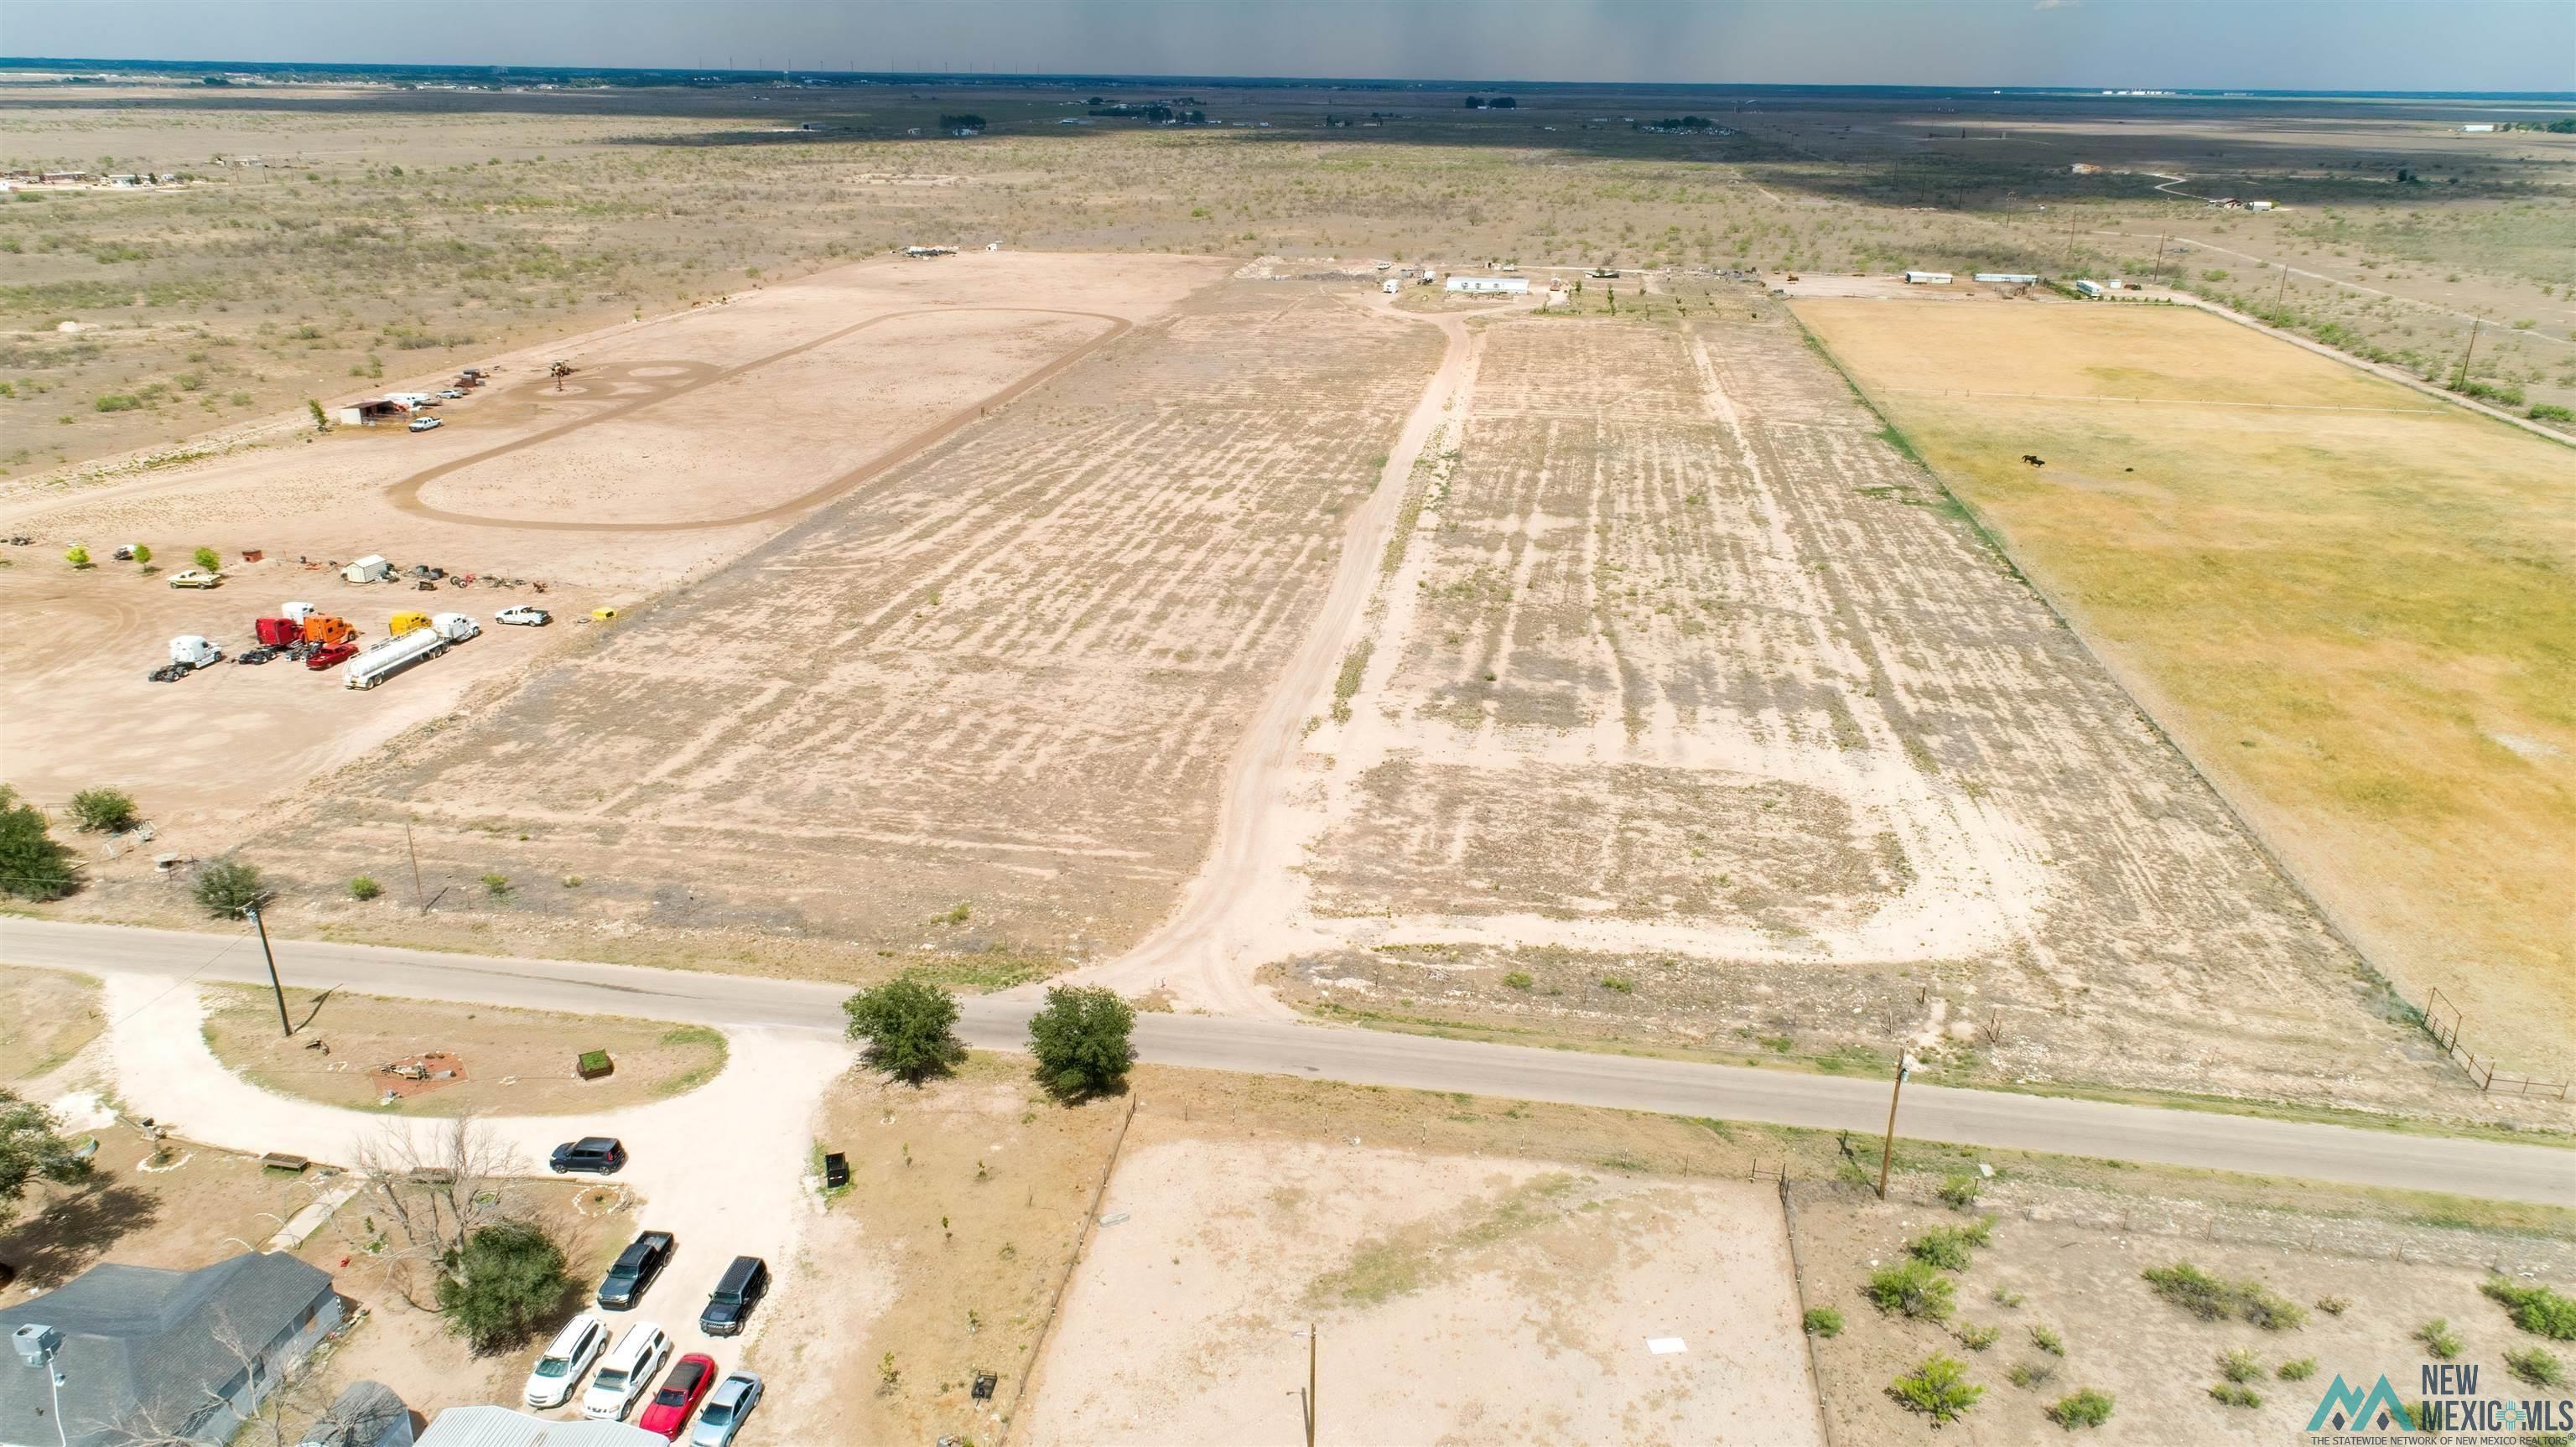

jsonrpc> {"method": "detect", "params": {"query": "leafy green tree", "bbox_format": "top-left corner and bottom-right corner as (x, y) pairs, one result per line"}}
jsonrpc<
(844, 977), (966, 1084)
(1026, 983), (1136, 1100)
(435, 1220), (568, 1353)
(64, 545), (91, 569)
(193, 853), (264, 915)
(1, 1090), (92, 1225)
(68, 787), (138, 833)
(191, 545), (221, 572)
(128, 542), (151, 571)
(0, 786), (78, 900)
(306, 397), (328, 430)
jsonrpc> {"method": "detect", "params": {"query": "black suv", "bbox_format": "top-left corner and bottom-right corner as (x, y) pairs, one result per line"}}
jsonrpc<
(549, 1137), (626, 1175)
(597, 1230), (676, 1310)
(698, 1256), (770, 1336)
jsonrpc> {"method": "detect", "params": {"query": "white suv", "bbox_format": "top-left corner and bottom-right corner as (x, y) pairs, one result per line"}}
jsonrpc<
(524, 1311), (608, 1408)
(580, 1321), (671, 1421)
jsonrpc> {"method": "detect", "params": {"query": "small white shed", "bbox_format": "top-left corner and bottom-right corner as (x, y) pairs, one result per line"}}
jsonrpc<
(344, 555), (391, 583)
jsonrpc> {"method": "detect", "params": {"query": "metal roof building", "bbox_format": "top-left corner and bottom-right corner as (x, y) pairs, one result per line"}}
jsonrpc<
(413, 1407), (662, 1447)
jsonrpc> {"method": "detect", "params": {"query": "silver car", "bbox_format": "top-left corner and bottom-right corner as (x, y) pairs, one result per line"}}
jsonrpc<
(689, 1372), (763, 1446)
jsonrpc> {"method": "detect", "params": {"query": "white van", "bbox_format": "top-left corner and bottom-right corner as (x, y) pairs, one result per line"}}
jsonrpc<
(525, 1311), (609, 1408)
(580, 1321), (671, 1421)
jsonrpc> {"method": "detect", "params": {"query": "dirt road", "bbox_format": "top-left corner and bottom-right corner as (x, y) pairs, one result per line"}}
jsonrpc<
(7, 921), (2567, 1206)
(386, 307), (1130, 531)
(1072, 293), (1491, 1015)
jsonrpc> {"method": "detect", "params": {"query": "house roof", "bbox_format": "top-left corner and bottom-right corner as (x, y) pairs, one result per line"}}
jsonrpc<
(0, 1253), (336, 1447)
(298, 1381), (408, 1447)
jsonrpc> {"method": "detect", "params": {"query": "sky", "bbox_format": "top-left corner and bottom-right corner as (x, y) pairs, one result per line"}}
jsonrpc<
(5, 0), (2572, 94)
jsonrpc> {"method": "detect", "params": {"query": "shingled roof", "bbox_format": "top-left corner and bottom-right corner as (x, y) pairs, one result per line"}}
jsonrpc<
(0, 1253), (337, 1447)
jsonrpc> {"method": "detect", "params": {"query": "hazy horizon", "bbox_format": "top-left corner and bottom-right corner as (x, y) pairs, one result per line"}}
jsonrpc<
(7, 0), (2572, 96)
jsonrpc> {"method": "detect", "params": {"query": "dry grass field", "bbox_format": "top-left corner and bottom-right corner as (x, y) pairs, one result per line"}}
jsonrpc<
(1799, 297), (2576, 1083)
(205, 275), (1439, 979)
(196, 982), (726, 1116)
(3, 81), (2566, 487)
(1255, 293), (2495, 1118)
(0, 966), (102, 1083)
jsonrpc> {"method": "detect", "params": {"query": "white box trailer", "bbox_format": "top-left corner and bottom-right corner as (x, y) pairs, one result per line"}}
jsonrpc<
(342, 627), (450, 690)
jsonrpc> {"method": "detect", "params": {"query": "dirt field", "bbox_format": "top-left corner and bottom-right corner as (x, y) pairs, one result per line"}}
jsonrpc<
(198, 277), (1440, 978)
(1789, 1171), (2576, 1444)
(1023, 1136), (1820, 1447)
(197, 982), (726, 1116)
(747, 1053), (1133, 1446)
(1798, 297), (2576, 1085)
(0, 966), (101, 1083)
(2, 250), (1213, 915)
(1231, 291), (2512, 1123)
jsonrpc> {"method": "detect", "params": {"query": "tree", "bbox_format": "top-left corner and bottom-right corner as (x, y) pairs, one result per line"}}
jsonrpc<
(437, 1219), (569, 1353)
(306, 397), (328, 430)
(64, 544), (91, 568)
(193, 853), (263, 915)
(192, 545), (221, 572)
(0, 786), (79, 900)
(844, 977), (966, 1083)
(130, 542), (153, 571)
(68, 786), (138, 832)
(1026, 983), (1135, 1100)
(344, 1116), (530, 1309)
(1, 1090), (92, 1226)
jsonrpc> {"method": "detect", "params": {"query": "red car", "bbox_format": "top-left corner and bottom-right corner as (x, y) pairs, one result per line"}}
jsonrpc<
(637, 1354), (717, 1440)
(305, 641), (358, 671)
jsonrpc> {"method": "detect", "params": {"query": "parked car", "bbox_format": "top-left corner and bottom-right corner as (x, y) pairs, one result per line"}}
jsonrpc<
(304, 641), (358, 671)
(438, 387), (467, 399)
(688, 1372), (763, 1447)
(598, 1230), (676, 1310)
(524, 1311), (610, 1408)
(496, 604), (552, 627)
(637, 1354), (718, 1440)
(551, 1136), (626, 1175)
(166, 568), (222, 589)
(408, 415), (443, 432)
(580, 1322), (671, 1422)
(697, 1256), (769, 1337)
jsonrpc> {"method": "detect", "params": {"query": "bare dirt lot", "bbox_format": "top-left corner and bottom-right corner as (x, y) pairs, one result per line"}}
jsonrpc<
(1023, 1135), (1820, 1447)
(0, 966), (101, 1083)
(205, 277), (1441, 980)
(1251, 292), (2506, 1123)
(5, 251), (1217, 928)
(197, 982), (726, 1116)
(1797, 296), (2576, 1085)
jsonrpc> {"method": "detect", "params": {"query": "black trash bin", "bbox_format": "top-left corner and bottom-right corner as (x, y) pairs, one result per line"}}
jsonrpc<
(823, 1151), (849, 1190)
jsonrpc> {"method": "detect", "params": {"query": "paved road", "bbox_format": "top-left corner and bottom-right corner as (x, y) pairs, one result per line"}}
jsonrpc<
(5, 918), (2568, 1206)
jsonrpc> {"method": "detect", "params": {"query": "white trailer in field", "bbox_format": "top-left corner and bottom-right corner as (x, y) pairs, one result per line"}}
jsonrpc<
(343, 614), (475, 689)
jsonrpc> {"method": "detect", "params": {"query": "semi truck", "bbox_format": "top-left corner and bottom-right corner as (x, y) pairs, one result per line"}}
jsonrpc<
(343, 613), (478, 690)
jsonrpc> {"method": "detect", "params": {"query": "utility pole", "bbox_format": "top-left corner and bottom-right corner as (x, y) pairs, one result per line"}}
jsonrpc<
(2151, 232), (2168, 283)
(243, 895), (291, 1038)
(405, 817), (424, 908)
(2276, 260), (2290, 310)
(2452, 319), (2482, 392)
(1875, 1052), (1917, 1201)
(1287, 1323), (1318, 1446)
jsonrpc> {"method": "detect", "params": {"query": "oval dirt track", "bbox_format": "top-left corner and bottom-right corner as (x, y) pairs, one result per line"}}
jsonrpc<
(384, 306), (1129, 532)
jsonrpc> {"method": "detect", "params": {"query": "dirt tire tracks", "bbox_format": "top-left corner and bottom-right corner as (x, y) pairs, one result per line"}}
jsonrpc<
(384, 307), (1129, 532)
(1072, 293), (1488, 1016)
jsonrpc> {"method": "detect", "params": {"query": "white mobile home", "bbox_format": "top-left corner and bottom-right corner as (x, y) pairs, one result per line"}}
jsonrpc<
(1902, 270), (1954, 285)
(1445, 276), (1529, 295)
